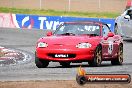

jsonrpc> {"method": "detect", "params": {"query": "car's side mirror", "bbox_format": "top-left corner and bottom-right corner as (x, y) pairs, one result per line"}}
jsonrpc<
(47, 31), (53, 36)
(124, 15), (130, 20)
(107, 32), (114, 37)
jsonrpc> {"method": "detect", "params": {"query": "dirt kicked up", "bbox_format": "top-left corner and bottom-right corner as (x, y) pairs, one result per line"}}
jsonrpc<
(0, 80), (132, 88)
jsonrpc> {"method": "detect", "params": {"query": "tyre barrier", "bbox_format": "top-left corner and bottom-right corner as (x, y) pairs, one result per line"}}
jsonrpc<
(0, 46), (32, 66)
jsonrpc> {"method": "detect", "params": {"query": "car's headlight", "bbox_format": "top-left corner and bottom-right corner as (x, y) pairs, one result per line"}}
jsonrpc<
(76, 43), (92, 48)
(37, 42), (48, 48)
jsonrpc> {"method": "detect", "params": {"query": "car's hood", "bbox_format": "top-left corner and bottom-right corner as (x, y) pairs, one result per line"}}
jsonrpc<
(38, 36), (102, 45)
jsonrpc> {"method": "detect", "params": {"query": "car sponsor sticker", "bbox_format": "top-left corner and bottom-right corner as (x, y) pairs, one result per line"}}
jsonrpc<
(108, 41), (113, 54)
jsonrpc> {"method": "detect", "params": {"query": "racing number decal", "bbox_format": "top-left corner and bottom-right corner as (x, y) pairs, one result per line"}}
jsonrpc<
(108, 41), (113, 54)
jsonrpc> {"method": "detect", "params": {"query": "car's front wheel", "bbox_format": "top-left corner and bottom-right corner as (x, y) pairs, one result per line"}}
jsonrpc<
(111, 44), (123, 65)
(88, 46), (102, 67)
(35, 57), (49, 68)
(114, 24), (119, 35)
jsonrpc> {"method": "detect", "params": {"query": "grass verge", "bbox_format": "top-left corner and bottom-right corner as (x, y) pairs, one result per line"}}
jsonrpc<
(0, 7), (120, 18)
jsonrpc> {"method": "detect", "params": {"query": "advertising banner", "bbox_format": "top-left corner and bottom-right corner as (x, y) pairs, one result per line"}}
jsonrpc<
(0, 13), (115, 32)
(13, 14), (115, 32)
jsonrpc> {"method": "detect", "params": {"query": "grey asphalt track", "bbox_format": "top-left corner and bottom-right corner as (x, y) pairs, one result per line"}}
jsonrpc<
(0, 28), (132, 81)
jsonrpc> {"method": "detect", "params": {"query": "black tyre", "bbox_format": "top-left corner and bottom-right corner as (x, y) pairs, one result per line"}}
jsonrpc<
(88, 46), (102, 67)
(60, 62), (70, 67)
(114, 24), (118, 35)
(111, 44), (123, 65)
(35, 57), (49, 68)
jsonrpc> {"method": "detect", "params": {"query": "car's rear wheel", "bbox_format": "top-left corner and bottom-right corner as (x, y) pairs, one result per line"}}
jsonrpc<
(111, 44), (123, 65)
(35, 57), (49, 68)
(88, 46), (102, 67)
(60, 62), (70, 67)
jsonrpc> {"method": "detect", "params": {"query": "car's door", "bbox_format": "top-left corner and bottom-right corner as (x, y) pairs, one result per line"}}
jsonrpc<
(101, 24), (117, 58)
(125, 10), (132, 36)
(119, 9), (132, 36)
(119, 10), (129, 34)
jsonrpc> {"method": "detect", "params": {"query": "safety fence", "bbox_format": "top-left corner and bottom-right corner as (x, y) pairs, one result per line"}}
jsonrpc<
(0, 13), (115, 32)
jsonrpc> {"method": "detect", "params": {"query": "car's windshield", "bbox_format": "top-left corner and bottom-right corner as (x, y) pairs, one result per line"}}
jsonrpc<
(54, 23), (100, 36)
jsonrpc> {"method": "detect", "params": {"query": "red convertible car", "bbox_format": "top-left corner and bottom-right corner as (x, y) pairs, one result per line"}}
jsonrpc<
(35, 21), (123, 68)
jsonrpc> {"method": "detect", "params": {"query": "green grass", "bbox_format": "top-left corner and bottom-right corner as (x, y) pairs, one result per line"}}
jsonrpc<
(0, 7), (120, 18)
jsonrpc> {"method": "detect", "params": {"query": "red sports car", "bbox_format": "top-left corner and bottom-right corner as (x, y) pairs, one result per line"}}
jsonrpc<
(35, 21), (123, 68)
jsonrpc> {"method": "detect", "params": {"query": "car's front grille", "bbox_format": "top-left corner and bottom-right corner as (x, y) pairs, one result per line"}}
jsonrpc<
(48, 54), (76, 58)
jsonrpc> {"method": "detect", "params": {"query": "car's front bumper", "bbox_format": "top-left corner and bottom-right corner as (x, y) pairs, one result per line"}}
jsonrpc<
(36, 48), (95, 62)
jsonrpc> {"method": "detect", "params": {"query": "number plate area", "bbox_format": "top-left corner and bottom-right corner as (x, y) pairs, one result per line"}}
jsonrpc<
(48, 54), (76, 58)
(55, 54), (69, 58)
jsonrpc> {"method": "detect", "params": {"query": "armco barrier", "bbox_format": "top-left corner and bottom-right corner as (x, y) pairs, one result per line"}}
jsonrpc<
(0, 13), (115, 32)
